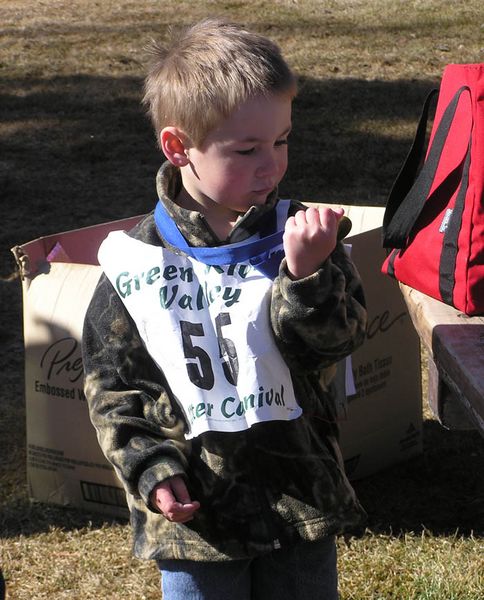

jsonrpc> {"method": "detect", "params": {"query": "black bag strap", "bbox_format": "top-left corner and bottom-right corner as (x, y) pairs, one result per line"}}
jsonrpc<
(382, 85), (471, 249)
(382, 89), (438, 237)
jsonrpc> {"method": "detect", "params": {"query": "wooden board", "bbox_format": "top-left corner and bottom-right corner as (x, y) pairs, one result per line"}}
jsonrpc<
(399, 284), (484, 433)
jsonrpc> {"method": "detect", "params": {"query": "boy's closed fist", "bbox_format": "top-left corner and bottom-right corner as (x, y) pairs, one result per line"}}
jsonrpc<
(283, 206), (345, 280)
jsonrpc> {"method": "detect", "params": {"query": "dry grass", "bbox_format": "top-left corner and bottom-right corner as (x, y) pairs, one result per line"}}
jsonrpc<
(1, 1), (484, 598)
(2, 527), (483, 599)
(1, 523), (160, 600)
(339, 531), (484, 599)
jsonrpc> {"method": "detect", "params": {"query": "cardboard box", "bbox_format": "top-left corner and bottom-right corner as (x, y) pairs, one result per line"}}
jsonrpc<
(331, 205), (422, 480)
(13, 206), (422, 515)
(12, 216), (141, 518)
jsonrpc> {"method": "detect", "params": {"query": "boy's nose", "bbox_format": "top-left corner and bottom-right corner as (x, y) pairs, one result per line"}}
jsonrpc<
(256, 151), (280, 178)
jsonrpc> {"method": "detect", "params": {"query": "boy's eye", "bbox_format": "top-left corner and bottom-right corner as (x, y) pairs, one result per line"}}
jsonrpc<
(236, 148), (255, 155)
(235, 137), (288, 155)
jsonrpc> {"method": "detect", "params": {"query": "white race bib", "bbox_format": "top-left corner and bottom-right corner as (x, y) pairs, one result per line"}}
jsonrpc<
(99, 233), (301, 439)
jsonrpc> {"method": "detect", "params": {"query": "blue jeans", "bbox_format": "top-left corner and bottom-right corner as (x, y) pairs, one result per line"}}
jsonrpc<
(157, 536), (338, 600)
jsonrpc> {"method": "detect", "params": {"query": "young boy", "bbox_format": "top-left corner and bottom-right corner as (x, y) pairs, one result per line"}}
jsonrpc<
(82, 18), (367, 600)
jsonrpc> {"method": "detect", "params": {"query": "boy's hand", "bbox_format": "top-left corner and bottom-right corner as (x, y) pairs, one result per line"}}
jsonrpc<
(283, 206), (345, 280)
(150, 475), (200, 523)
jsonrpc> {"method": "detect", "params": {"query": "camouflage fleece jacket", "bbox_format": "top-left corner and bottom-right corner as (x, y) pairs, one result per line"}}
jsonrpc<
(82, 161), (368, 561)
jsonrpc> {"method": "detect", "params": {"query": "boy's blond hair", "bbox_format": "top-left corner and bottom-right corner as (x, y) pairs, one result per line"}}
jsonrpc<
(143, 18), (297, 148)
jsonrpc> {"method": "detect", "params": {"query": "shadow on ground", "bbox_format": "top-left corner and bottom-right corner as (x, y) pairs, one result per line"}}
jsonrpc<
(353, 419), (483, 537)
(1, 73), (437, 275)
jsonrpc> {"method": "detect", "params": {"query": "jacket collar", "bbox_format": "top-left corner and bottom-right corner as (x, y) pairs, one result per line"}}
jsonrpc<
(155, 161), (279, 247)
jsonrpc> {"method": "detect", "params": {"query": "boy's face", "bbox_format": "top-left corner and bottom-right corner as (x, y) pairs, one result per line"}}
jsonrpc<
(179, 93), (292, 217)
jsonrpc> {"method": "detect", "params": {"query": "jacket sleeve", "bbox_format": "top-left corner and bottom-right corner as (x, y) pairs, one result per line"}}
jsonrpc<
(82, 274), (190, 510)
(271, 240), (367, 373)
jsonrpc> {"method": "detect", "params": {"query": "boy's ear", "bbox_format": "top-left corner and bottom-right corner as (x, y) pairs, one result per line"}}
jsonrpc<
(160, 127), (190, 166)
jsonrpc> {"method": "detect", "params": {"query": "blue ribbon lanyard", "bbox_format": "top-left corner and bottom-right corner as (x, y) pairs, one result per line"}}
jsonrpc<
(154, 201), (287, 279)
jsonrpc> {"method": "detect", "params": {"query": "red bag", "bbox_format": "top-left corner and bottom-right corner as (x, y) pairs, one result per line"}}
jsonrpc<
(382, 64), (484, 315)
